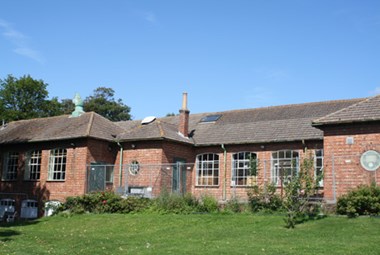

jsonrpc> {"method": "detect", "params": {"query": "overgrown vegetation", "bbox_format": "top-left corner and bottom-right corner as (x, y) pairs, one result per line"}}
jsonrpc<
(337, 184), (380, 218)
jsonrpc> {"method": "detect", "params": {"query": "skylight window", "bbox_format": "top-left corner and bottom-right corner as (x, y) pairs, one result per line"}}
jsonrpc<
(200, 114), (221, 123)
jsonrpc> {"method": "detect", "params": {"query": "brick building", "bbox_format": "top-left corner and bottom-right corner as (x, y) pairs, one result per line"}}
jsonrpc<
(1, 93), (379, 215)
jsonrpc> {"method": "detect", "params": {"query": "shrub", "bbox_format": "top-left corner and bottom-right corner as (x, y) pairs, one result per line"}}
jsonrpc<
(151, 192), (198, 214)
(198, 194), (219, 213)
(247, 183), (283, 213)
(337, 184), (380, 218)
(59, 191), (151, 215)
(223, 197), (246, 213)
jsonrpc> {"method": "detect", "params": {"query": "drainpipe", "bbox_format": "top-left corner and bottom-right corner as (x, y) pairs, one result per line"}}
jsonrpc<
(117, 141), (124, 187)
(221, 144), (227, 201)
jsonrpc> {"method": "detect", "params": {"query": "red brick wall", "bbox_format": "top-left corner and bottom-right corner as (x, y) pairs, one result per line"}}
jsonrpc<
(191, 141), (322, 201)
(320, 122), (380, 203)
(0, 138), (117, 213)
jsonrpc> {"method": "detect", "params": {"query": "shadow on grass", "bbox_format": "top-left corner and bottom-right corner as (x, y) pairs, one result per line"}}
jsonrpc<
(0, 219), (42, 242)
(0, 229), (21, 242)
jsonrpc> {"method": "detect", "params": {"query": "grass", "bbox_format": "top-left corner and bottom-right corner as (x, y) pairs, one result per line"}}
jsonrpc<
(1, 214), (380, 255)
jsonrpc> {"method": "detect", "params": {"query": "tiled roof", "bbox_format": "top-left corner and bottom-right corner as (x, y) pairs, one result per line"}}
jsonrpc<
(0, 97), (369, 146)
(312, 95), (380, 125)
(0, 112), (124, 144)
(116, 119), (192, 144)
(117, 98), (363, 146)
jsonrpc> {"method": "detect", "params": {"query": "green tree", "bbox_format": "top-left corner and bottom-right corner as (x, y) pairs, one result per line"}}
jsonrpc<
(283, 151), (321, 228)
(84, 87), (131, 121)
(59, 98), (75, 115)
(0, 74), (52, 121)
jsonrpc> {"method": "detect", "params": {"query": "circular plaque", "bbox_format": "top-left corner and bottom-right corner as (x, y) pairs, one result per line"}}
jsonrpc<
(360, 150), (380, 171)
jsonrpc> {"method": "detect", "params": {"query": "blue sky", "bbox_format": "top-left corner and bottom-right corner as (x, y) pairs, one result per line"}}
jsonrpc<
(1, 1), (379, 119)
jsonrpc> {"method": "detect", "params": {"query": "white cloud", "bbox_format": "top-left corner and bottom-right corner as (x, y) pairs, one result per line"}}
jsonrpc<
(0, 18), (44, 63)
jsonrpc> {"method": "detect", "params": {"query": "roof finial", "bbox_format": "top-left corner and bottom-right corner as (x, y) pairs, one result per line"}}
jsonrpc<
(71, 93), (85, 117)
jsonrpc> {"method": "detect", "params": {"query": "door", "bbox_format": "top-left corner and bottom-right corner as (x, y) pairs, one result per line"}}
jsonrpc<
(173, 159), (186, 194)
(88, 163), (106, 192)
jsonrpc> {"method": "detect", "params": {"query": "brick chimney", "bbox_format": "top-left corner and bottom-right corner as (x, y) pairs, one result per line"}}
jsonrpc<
(179, 92), (190, 137)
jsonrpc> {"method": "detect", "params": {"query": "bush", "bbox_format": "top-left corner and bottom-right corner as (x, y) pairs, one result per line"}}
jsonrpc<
(247, 183), (283, 213)
(151, 192), (199, 214)
(198, 194), (219, 213)
(337, 184), (380, 218)
(223, 197), (246, 213)
(59, 191), (151, 215)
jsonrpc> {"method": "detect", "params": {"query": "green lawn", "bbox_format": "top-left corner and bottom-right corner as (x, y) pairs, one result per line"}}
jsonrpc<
(1, 214), (379, 255)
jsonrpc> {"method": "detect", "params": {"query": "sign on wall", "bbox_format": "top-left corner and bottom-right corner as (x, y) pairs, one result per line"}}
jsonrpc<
(360, 150), (380, 171)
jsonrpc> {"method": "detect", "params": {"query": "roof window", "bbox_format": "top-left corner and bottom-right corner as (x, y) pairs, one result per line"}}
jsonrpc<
(200, 114), (221, 123)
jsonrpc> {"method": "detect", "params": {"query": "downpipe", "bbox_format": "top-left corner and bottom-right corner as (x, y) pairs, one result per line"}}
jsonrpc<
(221, 144), (227, 201)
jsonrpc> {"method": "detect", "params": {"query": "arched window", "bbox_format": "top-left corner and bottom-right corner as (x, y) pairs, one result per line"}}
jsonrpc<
(196, 153), (219, 186)
(271, 150), (299, 185)
(48, 149), (67, 181)
(232, 152), (257, 186)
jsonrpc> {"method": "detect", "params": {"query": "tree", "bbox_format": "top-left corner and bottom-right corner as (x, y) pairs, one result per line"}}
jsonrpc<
(84, 87), (131, 121)
(0, 74), (51, 121)
(59, 98), (75, 115)
(283, 151), (321, 228)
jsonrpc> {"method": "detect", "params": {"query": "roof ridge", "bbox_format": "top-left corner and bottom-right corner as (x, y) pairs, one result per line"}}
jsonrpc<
(171, 97), (365, 117)
(313, 96), (372, 124)
(156, 120), (165, 137)
(85, 112), (95, 137)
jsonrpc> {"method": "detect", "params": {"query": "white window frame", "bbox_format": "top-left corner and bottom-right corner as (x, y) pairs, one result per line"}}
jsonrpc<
(25, 150), (42, 180)
(314, 149), (324, 187)
(48, 149), (67, 181)
(231, 152), (257, 186)
(271, 150), (299, 186)
(2, 152), (19, 180)
(196, 153), (219, 186)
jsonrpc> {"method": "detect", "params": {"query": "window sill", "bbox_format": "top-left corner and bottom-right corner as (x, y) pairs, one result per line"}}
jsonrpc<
(195, 185), (219, 188)
(46, 180), (66, 182)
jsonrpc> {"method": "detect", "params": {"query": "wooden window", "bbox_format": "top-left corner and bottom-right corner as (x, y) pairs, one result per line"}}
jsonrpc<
(48, 149), (67, 181)
(25, 150), (42, 180)
(2, 152), (19, 180)
(232, 152), (257, 186)
(196, 153), (219, 186)
(271, 150), (299, 186)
